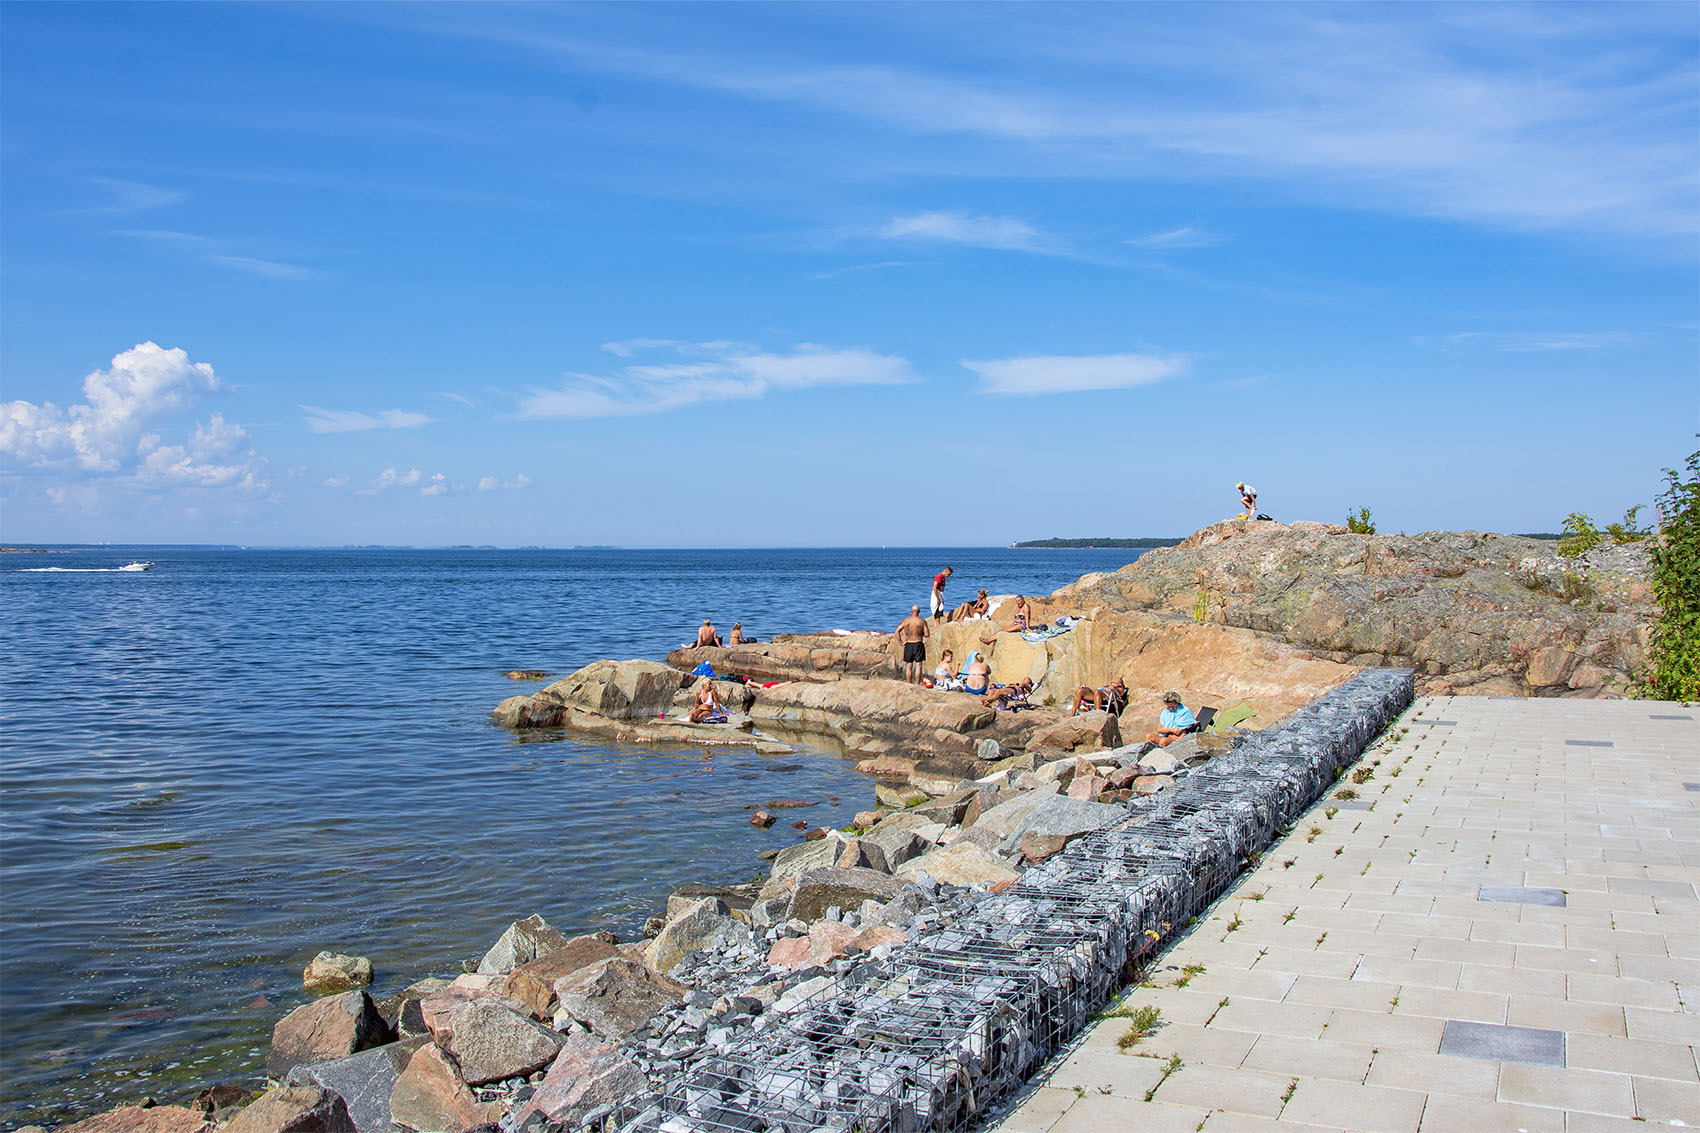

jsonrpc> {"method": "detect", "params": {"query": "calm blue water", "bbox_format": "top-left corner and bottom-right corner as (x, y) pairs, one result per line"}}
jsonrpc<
(0, 546), (1143, 1125)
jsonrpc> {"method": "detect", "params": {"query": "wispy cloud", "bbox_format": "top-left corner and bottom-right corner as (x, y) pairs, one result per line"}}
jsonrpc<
(63, 176), (189, 216)
(881, 212), (1043, 252)
(477, 473), (533, 493)
(112, 229), (321, 280)
(961, 352), (1190, 396)
(301, 406), (437, 434)
(0, 342), (270, 493)
(520, 340), (914, 420)
(1418, 331), (1633, 353)
(1127, 226), (1221, 249)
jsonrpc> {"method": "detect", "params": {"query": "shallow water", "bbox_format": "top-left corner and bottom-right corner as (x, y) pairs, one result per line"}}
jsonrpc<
(0, 545), (1143, 1125)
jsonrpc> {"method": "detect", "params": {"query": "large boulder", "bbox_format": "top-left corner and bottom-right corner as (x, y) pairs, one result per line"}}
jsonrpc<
(1003, 795), (1125, 848)
(749, 679), (995, 745)
(965, 785), (1060, 839)
(476, 913), (570, 975)
(302, 951), (372, 995)
(503, 934), (623, 1018)
(389, 1044), (501, 1132)
(59, 1108), (210, 1133)
(787, 867), (905, 921)
(266, 991), (392, 1079)
(895, 842), (1020, 888)
(220, 1086), (355, 1133)
(415, 984), (531, 1046)
(552, 957), (686, 1040)
(1026, 712), (1121, 753)
(511, 1033), (651, 1127)
(494, 659), (688, 729)
(285, 1039), (426, 1131)
(644, 898), (752, 974)
(443, 999), (564, 1086)
(760, 834), (847, 898)
(668, 636), (899, 684)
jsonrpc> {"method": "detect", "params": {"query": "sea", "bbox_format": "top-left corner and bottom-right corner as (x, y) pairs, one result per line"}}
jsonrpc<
(0, 545), (1146, 1126)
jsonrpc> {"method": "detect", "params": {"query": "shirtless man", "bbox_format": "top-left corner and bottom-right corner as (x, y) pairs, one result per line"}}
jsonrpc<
(961, 653), (992, 695)
(1070, 676), (1127, 717)
(689, 681), (724, 723)
(930, 566), (953, 620)
(979, 595), (1032, 644)
(694, 619), (722, 648)
(895, 604), (930, 684)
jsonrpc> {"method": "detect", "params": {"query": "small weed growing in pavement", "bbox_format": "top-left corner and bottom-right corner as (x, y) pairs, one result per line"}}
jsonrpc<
(1336, 787), (1358, 801)
(1174, 963), (1206, 988)
(1073, 1085), (1086, 1099)
(1315, 932), (1328, 947)
(1116, 1005), (1164, 1051)
(1246, 888), (1267, 902)
(1283, 858), (1295, 869)
(1352, 767), (1375, 784)
(1225, 912), (1243, 933)
(1334, 845), (1344, 857)
(1281, 1078), (1299, 1106)
(1282, 908), (1297, 924)
(1325, 806), (1339, 820)
(1143, 1053), (1185, 1101)
(1306, 826), (1322, 842)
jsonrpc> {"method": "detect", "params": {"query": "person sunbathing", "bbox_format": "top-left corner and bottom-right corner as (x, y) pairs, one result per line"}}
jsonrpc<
(979, 596), (1032, 644)
(694, 619), (722, 647)
(728, 622), (747, 645)
(933, 649), (958, 686)
(982, 678), (1034, 710)
(689, 681), (726, 723)
(961, 654), (992, 695)
(1070, 677), (1128, 717)
(948, 589), (991, 622)
(1142, 691), (1197, 747)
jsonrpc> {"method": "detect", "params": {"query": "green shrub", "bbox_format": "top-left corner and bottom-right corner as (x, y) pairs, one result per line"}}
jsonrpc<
(1647, 448), (1700, 701)
(1346, 507), (1376, 535)
(1556, 512), (1603, 558)
(1606, 505), (1651, 545)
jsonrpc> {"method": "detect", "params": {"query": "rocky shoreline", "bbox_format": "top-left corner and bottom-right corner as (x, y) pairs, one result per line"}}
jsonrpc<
(35, 521), (1652, 1133)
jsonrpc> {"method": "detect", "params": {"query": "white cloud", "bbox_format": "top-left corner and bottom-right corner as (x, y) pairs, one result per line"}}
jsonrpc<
(1, 344), (269, 495)
(477, 473), (533, 492)
(301, 406), (437, 433)
(961, 352), (1190, 396)
(1128, 226), (1221, 249)
(357, 467), (457, 496)
(323, 474), (351, 488)
(519, 340), (914, 420)
(66, 177), (189, 216)
(882, 211), (1042, 251)
(1419, 331), (1631, 353)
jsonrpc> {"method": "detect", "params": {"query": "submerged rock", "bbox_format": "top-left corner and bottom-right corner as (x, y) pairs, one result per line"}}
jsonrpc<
(302, 951), (372, 995)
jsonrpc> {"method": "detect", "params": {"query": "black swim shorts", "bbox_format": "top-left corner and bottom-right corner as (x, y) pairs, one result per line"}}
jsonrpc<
(902, 641), (926, 663)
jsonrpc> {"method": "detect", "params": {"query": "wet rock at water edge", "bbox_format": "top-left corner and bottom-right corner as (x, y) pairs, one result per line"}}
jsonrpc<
(302, 951), (372, 994)
(476, 914), (571, 976)
(220, 1085), (355, 1133)
(266, 991), (392, 1079)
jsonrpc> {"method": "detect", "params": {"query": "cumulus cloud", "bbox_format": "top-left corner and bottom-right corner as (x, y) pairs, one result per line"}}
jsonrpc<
(960, 352), (1190, 395)
(882, 211), (1043, 251)
(301, 406), (436, 433)
(519, 340), (914, 420)
(0, 343), (269, 494)
(477, 473), (533, 492)
(357, 468), (455, 496)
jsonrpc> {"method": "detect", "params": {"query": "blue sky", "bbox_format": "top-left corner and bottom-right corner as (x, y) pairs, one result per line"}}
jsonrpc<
(2, 2), (1696, 547)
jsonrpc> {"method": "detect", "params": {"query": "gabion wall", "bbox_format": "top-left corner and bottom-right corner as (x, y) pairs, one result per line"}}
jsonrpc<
(620, 669), (1415, 1133)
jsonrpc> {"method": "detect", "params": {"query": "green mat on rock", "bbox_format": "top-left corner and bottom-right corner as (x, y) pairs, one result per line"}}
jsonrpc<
(1208, 702), (1257, 732)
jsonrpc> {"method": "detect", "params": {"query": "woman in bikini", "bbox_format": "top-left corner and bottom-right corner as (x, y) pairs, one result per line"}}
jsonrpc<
(979, 595), (1031, 644)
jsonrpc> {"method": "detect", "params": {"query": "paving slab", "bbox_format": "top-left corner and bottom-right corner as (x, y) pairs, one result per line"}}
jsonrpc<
(991, 696), (1698, 1133)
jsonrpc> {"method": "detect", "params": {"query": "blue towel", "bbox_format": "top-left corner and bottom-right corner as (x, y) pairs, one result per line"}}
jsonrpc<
(692, 662), (716, 678)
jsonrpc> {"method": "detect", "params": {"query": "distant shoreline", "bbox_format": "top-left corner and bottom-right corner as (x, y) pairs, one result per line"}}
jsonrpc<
(1010, 537), (1183, 549)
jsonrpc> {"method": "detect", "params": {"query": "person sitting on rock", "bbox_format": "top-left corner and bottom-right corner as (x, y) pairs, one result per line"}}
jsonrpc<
(948, 589), (991, 622)
(695, 619), (722, 647)
(982, 678), (1034, 710)
(961, 653), (992, 696)
(1142, 690), (1197, 747)
(1069, 676), (1128, 717)
(933, 649), (959, 689)
(979, 595), (1032, 644)
(728, 621), (747, 645)
(689, 681), (726, 723)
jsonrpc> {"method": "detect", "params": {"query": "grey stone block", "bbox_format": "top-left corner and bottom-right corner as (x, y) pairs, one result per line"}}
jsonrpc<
(1439, 1019), (1565, 1067)
(1478, 885), (1566, 906)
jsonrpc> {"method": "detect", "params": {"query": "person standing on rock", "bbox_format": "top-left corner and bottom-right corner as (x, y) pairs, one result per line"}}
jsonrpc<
(695, 619), (722, 647)
(1142, 691), (1197, 747)
(896, 604), (930, 684)
(930, 566), (953, 619)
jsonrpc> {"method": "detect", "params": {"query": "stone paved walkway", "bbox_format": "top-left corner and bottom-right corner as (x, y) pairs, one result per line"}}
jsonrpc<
(993, 696), (1699, 1132)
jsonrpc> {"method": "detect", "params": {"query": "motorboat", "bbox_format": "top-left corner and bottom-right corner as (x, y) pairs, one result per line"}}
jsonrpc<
(119, 560), (153, 572)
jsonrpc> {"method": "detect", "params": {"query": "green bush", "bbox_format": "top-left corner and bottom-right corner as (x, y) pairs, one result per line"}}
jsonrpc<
(1556, 512), (1603, 558)
(1606, 505), (1651, 545)
(1345, 507), (1375, 535)
(1647, 448), (1700, 701)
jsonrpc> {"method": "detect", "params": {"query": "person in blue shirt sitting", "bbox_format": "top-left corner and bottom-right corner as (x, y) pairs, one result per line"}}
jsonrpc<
(1142, 690), (1198, 747)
